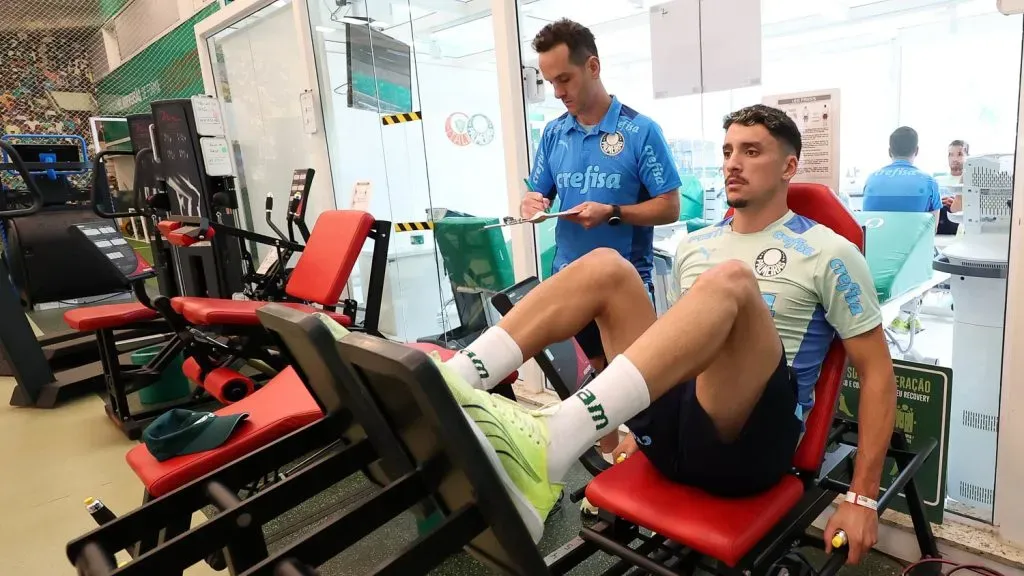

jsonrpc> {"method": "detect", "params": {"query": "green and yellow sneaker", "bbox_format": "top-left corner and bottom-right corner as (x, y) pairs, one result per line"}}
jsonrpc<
(431, 356), (562, 543)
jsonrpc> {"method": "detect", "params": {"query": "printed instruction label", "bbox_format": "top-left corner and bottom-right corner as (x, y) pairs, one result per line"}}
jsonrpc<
(191, 95), (225, 137)
(200, 137), (233, 177)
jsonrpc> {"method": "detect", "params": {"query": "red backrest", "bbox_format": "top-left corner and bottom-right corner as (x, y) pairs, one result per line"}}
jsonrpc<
(727, 183), (862, 473)
(286, 210), (376, 306)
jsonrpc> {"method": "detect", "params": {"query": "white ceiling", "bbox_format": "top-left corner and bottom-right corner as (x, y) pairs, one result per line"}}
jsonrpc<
(313, 0), (1000, 69)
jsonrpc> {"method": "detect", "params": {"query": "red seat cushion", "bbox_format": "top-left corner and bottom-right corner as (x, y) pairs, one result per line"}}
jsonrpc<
(585, 453), (804, 567)
(170, 297), (352, 327)
(126, 366), (322, 497)
(63, 302), (160, 331)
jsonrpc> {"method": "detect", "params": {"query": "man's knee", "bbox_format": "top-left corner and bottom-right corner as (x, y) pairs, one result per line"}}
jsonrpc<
(578, 248), (639, 284)
(697, 260), (760, 300)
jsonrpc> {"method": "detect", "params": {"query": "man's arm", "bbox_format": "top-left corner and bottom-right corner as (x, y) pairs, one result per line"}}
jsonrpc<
(928, 179), (942, 230)
(631, 121), (683, 226)
(817, 240), (892, 564)
(844, 326), (897, 498)
(523, 126), (558, 218)
(619, 192), (680, 226)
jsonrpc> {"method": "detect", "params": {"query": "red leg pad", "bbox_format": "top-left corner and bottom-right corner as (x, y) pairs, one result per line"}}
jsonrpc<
(126, 367), (321, 497)
(585, 452), (805, 567)
(202, 367), (255, 404)
(182, 357), (202, 385)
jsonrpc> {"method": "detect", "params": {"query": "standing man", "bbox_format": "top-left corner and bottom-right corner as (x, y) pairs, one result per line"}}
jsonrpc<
(862, 127), (941, 225)
(521, 18), (681, 371)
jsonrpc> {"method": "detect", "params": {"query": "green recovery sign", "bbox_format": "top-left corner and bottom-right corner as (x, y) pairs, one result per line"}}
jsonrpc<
(837, 359), (951, 524)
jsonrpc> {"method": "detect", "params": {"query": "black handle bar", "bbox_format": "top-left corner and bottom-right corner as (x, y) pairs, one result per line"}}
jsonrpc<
(0, 141), (45, 218)
(90, 150), (138, 219)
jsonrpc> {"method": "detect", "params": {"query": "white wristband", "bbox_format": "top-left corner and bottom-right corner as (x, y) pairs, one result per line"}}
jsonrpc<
(845, 491), (879, 510)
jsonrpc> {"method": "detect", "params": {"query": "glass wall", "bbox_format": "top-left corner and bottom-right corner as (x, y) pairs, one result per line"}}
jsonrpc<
(308, 0), (513, 345)
(515, 0), (1021, 523)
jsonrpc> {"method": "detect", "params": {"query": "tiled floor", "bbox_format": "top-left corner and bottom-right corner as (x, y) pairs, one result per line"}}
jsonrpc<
(0, 377), (216, 575)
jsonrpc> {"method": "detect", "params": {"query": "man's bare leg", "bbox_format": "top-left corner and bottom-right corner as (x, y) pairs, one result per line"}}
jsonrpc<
(445, 251), (780, 483)
(621, 259), (783, 441)
(445, 248), (655, 391)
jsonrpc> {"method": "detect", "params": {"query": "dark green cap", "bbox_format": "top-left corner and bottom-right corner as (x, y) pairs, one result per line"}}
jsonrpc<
(143, 409), (248, 462)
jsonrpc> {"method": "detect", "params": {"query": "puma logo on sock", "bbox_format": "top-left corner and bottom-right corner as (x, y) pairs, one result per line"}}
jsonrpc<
(463, 351), (490, 379)
(575, 389), (608, 430)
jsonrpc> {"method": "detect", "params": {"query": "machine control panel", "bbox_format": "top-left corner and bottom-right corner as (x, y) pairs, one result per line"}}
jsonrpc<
(72, 221), (149, 281)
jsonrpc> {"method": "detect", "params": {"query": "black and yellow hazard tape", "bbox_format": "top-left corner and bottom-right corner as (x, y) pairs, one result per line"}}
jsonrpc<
(394, 221), (434, 232)
(381, 111), (423, 126)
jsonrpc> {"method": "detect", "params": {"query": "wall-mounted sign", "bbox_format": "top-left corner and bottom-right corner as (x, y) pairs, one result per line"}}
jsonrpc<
(445, 112), (494, 147)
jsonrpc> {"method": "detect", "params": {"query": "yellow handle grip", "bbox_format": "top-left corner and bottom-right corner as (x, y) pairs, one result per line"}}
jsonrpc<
(831, 530), (848, 549)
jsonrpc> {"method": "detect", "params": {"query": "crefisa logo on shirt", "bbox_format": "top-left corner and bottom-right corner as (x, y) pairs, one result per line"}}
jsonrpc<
(555, 165), (623, 194)
(600, 131), (625, 156)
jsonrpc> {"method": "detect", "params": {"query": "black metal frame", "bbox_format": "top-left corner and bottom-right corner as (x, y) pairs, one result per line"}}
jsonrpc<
(0, 142), (147, 408)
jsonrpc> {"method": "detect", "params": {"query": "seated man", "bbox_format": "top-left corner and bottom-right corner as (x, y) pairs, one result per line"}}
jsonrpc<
(436, 105), (896, 565)
(862, 126), (941, 226)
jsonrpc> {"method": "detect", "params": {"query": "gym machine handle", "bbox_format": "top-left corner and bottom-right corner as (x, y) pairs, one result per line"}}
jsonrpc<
(90, 150), (138, 219)
(0, 141), (45, 218)
(265, 193), (289, 242)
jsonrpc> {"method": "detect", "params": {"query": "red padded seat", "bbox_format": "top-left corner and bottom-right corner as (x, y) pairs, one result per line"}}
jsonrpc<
(586, 453), (805, 567)
(127, 343), (518, 496)
(170, 298), (352, 327)
(64, 302), (160, 331)
(126, 366), (321, 497)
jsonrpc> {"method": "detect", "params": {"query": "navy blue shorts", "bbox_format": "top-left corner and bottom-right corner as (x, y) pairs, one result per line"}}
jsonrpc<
(624, 351), (802, 497)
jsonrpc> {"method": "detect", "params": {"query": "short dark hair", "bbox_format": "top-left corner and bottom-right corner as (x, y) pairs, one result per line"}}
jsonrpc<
(889, 127), (918, 158)
(722, 105), (802, 158)
(532, 19), (598, 65)
(949, 139), (970, 154)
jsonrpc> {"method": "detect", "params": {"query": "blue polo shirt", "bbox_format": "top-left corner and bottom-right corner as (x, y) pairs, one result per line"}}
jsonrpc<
(528, 98), (681, 283)
(862, 160), (941, 213)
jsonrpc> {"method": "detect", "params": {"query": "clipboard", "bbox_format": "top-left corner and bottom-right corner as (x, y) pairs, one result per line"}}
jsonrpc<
(481, 209), (580, 230)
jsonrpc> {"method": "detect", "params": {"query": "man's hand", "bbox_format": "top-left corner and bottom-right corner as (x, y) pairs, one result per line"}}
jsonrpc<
(565, 201), (613, 229)
(521, 192), (551, 219)
(824, 501), (879, 564)
(611, 434), (639, 462)
(942, 196), (954, 208)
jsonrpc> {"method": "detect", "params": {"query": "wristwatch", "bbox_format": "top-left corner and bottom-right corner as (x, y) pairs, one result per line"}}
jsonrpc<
(608, 205), (622, 226)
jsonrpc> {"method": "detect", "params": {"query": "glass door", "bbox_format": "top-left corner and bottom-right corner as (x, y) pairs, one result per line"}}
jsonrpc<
(203, 0), (328, 262)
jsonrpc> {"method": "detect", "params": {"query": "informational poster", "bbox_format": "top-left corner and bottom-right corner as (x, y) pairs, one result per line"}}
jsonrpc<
(762, 89), (840, 193)
(836, 359), (952, 524)
(350, 181), (373, 212)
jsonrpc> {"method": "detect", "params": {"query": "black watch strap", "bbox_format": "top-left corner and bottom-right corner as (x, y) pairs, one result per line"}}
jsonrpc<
(609, 205), (622, 225)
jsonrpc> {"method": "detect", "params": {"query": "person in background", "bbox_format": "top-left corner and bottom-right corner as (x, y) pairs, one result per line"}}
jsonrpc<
(521, 18), (681, 380)
(941, 140), (969, 222)
(862, 127), (941, 226)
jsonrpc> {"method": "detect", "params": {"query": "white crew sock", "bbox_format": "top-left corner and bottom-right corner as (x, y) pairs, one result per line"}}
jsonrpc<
(445, 326), (524, 390)
(542, 355), (651, 482)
